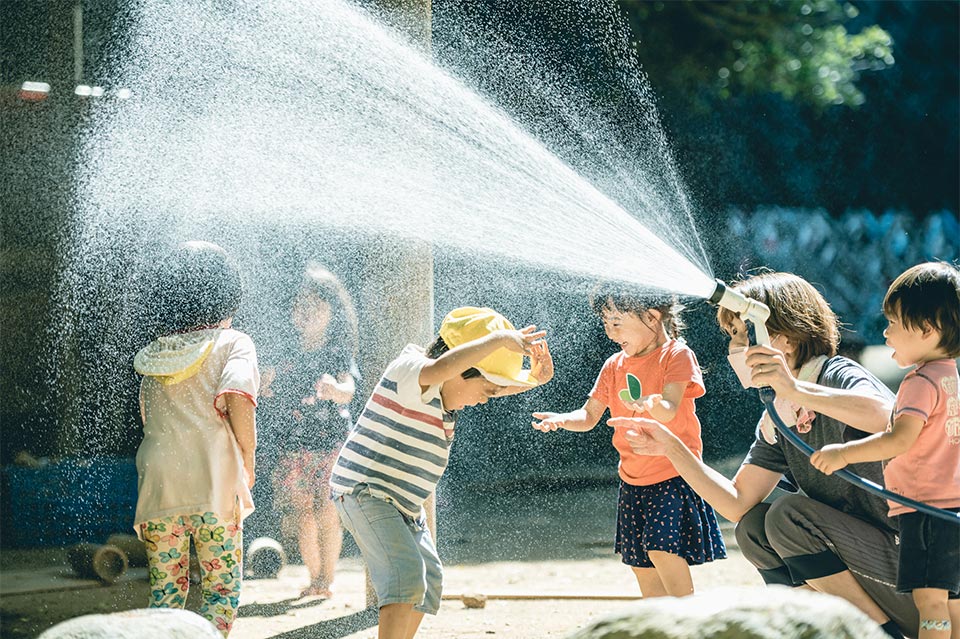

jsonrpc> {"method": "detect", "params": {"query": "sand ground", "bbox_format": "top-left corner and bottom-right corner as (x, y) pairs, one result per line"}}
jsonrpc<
(0, 481), (765, 638)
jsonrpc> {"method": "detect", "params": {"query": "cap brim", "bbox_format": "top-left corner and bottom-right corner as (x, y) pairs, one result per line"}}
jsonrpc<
(476, 368), (538, 388)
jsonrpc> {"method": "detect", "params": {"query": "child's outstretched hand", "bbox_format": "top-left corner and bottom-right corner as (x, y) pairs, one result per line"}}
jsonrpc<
(810, 444), (849, 475)
(529, 339), (554, 385)
(316, 373), (338, 401)
(532, 412), (565, 432)
(623, 393), (663, 414)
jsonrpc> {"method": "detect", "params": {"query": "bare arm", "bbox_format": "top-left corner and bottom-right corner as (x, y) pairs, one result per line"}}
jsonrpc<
(811, 413), (923, 475)
(532, 397), (606, 433)
(623, 381), (686, 423)
(785, 381), (893, 434)
(746, 346), (893, 433)
(610, 417), (781, 522)
(419, 326), (545, 388)
(224, 393), (257, 488)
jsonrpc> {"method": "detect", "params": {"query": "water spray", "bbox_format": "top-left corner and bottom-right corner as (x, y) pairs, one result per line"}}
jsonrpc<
(707, 278), (960, 525)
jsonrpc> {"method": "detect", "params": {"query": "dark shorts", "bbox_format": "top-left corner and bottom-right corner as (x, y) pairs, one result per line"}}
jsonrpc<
(896, 510), (960, 597)
(615, 476), (727, 568)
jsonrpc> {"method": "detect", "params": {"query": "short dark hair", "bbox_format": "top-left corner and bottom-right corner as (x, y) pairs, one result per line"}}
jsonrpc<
(424, 335), (482, 379)
(716, 272), (839, 366)
(883, 262), (960, 358)
(152, 241), (242, 334)
(589, 284), (685, 339)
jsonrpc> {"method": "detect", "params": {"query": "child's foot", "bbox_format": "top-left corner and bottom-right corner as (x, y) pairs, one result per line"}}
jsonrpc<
(299, 581), (333, 599)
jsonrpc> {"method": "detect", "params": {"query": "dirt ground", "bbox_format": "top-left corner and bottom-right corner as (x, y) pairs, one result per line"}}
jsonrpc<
(0, 481), (764, 639)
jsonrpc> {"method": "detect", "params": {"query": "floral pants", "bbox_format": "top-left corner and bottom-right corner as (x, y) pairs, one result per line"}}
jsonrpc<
(139, 512), (243, 636)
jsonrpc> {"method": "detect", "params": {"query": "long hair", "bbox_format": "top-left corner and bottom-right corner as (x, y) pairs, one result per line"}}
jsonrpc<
(296, 263), (359, 357)
(716, 271), (839, 366)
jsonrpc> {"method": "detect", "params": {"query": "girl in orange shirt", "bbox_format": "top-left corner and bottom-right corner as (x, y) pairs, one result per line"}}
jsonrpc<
(533, 287), (725, 597)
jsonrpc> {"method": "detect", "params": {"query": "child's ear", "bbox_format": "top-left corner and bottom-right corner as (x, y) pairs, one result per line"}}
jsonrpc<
(646, 309), (662, 323)
(920, 321), (939, 340)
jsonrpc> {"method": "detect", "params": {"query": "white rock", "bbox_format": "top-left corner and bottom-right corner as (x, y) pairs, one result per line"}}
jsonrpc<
(566, 586), (889, 639)
(37, 608), (221, 639)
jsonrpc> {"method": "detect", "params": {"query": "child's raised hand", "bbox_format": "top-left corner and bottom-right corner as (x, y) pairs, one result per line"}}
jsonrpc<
(498, 325), (547, 355)
(529, 339), (554, 385)
(532, 411), (565, 432)
(810, 445), (849, 476)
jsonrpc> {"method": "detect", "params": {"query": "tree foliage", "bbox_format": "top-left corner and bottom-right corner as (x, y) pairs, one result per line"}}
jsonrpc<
(623, 1), (894, 109)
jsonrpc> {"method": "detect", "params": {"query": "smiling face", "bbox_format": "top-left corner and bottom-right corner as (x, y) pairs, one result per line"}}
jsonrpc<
(440, 375), (505, 411)
(600, 304), (665, 358)
(883, 307), (941, 368)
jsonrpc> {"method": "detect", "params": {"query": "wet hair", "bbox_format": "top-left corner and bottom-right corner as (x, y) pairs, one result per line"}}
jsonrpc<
(295, 263), (359, 357)
(151, 240), (242, 334)
(424, 335), (483, 380)
(716, 271), (839, 366)
(883, 262), (960, 358)
(589, 284), (685, 339)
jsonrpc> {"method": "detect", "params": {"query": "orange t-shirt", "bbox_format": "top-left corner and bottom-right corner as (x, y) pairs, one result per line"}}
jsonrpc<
(589, 339), (705, 486)
(883, 358), (960, 517)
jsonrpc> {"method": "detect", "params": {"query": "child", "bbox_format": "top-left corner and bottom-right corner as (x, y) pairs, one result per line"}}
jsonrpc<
(812, 262), (960, 639)
(329, 306), (552, 639)
(532, 287), (725, 598)
(259, 263), (360, 598)
(133, 241), (259, 637)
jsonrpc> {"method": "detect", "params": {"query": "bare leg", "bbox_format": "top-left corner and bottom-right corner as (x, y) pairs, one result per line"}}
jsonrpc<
(648, 550), (694, 597)
(405, 610), (425, 639)
(315, 496), (343, 595)
(291, 487), (327, 597)
(947, 599), (958, 639)
(379, 603), (418, 639)
(806, 570), (891, 625)
(913, 588), (951, 639)
(631, 566), (667, 598)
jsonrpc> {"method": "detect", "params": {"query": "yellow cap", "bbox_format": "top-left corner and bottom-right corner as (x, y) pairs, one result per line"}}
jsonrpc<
(438, 307), (537, 387)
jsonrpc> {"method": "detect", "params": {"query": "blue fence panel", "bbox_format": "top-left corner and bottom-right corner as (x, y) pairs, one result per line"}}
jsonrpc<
(2, 458), (138, 547)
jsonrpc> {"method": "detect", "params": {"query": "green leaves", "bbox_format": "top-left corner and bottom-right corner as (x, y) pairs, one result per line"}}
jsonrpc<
(624, 0), (894, 109)
(619, 373), (642, 403)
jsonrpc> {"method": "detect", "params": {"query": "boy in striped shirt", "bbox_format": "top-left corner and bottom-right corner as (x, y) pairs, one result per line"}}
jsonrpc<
(330, 307), (552, 639)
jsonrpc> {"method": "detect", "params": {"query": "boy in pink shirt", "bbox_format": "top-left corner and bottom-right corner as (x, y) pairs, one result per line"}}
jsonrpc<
(812, 262), (960, 638)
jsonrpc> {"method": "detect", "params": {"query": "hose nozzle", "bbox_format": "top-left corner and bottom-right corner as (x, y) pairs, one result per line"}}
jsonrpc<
(709, 279), (772, 347)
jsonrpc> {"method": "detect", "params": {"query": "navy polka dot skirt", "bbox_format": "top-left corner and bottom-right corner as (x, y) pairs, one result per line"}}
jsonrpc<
(615, 476), (727, 568)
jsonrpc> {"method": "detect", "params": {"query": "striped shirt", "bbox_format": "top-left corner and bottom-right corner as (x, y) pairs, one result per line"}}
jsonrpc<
(329, 345), (456, 518)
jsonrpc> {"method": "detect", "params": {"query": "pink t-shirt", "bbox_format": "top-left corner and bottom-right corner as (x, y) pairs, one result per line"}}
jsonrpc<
(883, 358), (960, 517)
(590, 339), (705, 486)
